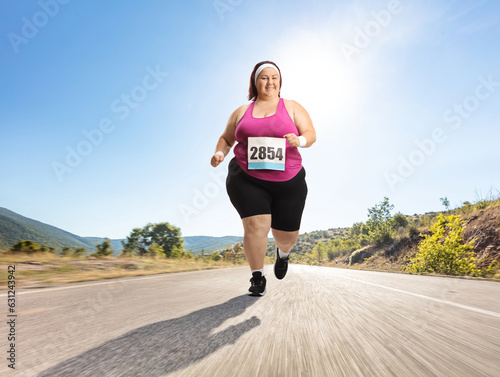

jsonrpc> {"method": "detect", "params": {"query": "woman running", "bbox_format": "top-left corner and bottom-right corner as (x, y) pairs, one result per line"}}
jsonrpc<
(210, 61), (316, 296)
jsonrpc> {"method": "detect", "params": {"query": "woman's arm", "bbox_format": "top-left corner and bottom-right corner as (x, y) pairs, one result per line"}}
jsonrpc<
(210, 106), (244, 167)
(283, 100), (316, 148)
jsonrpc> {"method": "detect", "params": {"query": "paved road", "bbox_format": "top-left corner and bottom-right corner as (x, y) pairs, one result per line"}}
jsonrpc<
(2, 265), (500, 377)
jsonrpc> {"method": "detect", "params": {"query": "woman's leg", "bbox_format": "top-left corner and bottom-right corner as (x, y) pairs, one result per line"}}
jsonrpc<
(242, 214), (272, 270)
(271, 229), (300, 253)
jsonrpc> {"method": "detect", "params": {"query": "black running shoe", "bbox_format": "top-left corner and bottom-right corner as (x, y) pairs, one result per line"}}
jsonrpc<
(274, 245), (289, 280)
(248, 271), (266, 296)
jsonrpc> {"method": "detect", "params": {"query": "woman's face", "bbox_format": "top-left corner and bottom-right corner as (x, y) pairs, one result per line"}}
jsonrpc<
(256, 67), (280, 98)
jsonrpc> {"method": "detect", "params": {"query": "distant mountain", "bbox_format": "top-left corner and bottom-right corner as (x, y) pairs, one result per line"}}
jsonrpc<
(0, 207), (97, 251)
(0, 207), (245, 255)
(183, 236), (243, 254)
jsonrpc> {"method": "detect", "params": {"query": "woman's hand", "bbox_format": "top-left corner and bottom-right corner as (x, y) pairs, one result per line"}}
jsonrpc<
(211, 152), (225, 167)
(283, 133), (300, 147)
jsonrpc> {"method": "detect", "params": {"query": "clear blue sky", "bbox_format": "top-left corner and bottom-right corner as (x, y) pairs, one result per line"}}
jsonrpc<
(1, 0), (499, 239)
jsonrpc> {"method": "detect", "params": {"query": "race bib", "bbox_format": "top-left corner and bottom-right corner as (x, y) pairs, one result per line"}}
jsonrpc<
(247, 137), (286, 171)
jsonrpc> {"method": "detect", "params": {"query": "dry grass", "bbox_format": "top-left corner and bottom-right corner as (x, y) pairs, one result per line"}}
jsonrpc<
(0, 252), (245, 289)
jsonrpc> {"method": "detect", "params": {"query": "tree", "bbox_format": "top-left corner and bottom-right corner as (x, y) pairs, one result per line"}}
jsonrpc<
(148, 223), (184, 258)
(122, 228), (146, 256)
(406, 214), (478, 276)
(93, 238), (113, 257)
(366, 197), (395, 246)
(311, 241), (327, 264)
(349, 222), (369, 238)
(122, 222), (184, 258)
(367, 196), (394, 225)
(440, 197), (450, 210)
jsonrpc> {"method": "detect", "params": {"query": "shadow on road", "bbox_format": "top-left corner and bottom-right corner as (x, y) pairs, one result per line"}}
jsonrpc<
(38, 295), (260, 377)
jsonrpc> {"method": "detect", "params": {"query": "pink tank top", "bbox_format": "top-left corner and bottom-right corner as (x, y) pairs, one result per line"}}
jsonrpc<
(234, 98), (302, 182)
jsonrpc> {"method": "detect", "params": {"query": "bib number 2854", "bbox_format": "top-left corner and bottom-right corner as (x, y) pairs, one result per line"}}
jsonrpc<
(248, 137), (286, 171)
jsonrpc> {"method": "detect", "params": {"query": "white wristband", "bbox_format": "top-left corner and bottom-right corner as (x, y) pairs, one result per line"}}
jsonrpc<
(215, 151), (224, 157)
(298, 136), (307, 147)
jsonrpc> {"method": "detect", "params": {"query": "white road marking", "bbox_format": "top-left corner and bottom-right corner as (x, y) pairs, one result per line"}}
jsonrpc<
(0, 273), (174, 297)
(0, 267), (239, 297)
(3, 267), (499, 320)
(343, 276), (500, 319)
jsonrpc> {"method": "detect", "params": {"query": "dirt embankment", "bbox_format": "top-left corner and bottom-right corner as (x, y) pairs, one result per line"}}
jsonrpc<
(339, 206), (500, 275)
(462, 206), (500, 268)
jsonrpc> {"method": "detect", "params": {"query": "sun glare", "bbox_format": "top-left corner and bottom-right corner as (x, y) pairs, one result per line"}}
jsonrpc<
(276, 30), (367, 139)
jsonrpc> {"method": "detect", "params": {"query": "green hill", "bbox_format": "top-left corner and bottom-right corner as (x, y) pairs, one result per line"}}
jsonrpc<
(0, 207), (95, 251)
(0, 208), (244, 255)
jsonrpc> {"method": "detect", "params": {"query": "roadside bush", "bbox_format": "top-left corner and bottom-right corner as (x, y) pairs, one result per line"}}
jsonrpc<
(91, 238), (114, 258)
(461, 201), (473, 215)
(61, 247), (71, 256)
(73, 247), (86, 257)
(408, 225), (419, 238)
(10, 240), (50, 254)
(369, 226), (393, 246)
(391, 212), (409, 229)
(418, 214), (434, 228)
(406, 214), (479, 276)
(475, 200), (488, 210)
(327, 249), (335, 261)
(210, 252), (222, 261)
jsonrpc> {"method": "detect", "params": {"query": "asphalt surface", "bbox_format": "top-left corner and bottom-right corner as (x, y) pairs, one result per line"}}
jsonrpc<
(1, 265), (500, 377)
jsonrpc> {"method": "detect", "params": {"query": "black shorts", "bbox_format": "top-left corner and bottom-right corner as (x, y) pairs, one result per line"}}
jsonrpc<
(226, 158), (308, 231)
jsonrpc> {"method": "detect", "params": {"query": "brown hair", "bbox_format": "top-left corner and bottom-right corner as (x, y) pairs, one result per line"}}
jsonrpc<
(247, 61), (282, 101)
